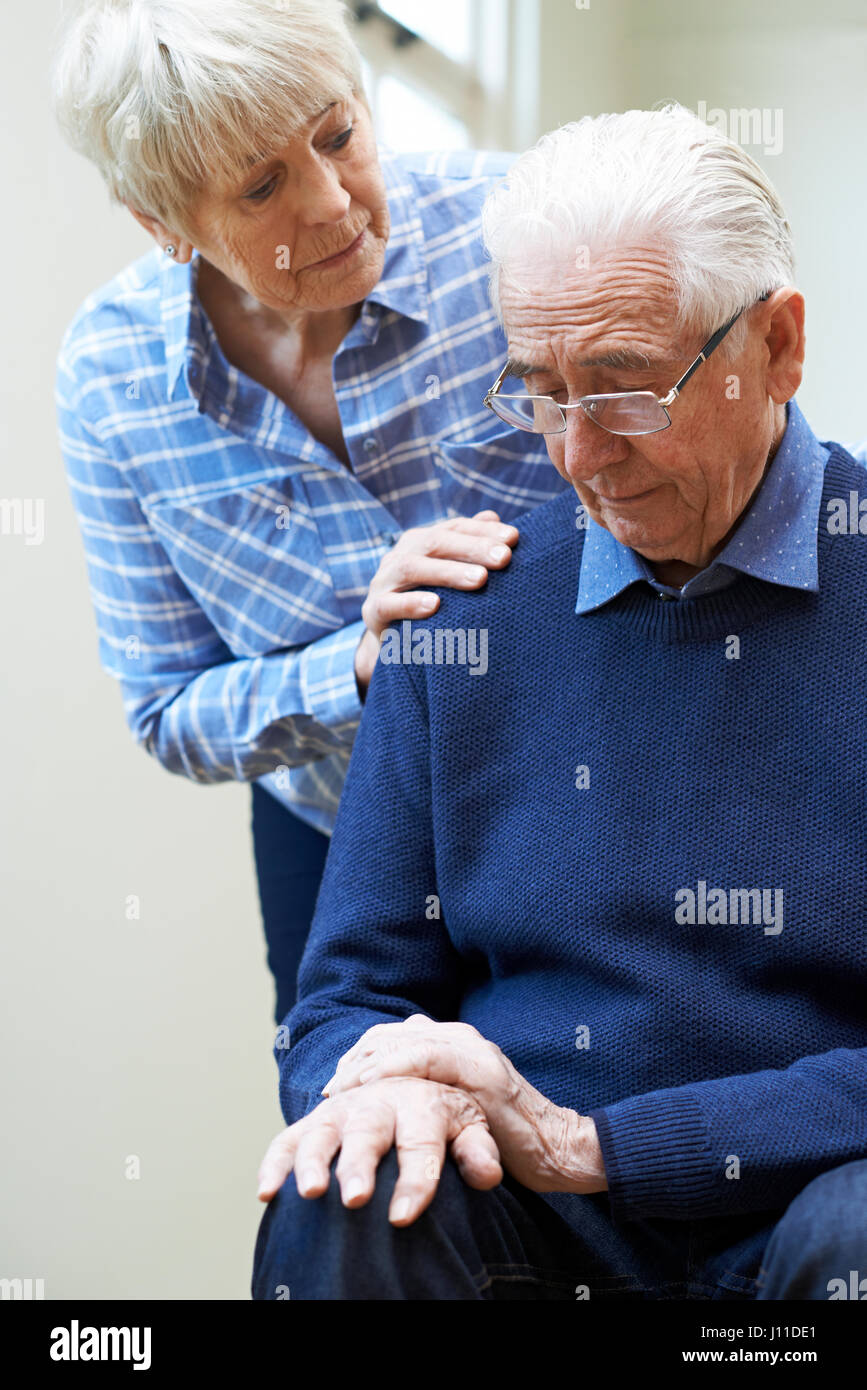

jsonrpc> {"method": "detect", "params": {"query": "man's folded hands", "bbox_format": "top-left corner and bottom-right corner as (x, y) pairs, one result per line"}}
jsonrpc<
(257, 1016), (607, 1225)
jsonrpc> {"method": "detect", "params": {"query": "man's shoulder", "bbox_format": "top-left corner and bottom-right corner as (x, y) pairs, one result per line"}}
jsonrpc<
(842, 439), (867, 467)
(427, 488), (583, 627)
(510, 486), (583, 559)
(817, 439), (867, 538)
(822, 436), (867, 471)
(370, 488), (582, 713)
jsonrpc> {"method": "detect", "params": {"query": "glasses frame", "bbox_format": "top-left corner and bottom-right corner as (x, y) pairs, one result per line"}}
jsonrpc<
(483, 292), (772, 436)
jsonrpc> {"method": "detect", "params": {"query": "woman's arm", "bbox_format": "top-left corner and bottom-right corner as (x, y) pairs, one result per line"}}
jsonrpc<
(56, 365), (365, 782)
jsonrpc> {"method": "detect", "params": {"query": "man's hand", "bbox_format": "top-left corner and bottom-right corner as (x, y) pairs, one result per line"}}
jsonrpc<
(323, 1016), (608, 1195)
(256, 1076), (503, 1226)
(354, 509), (518, 696)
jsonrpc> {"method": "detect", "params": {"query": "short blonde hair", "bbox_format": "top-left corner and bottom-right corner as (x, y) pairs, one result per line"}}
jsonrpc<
(51, 0), (364, 240)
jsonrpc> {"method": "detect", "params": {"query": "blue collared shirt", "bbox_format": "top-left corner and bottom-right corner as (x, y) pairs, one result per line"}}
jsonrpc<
(575, 399), (828, 614)
(55, 147), (567, 835)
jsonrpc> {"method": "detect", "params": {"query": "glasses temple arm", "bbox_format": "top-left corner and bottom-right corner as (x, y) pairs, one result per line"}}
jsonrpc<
(666, 308), (743, 400)
(484, 361), (512, 404)
(664, 292), (772, 402)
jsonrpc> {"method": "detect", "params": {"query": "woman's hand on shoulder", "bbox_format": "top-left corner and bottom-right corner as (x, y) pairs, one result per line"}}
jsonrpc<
(354, 510), (519, 697)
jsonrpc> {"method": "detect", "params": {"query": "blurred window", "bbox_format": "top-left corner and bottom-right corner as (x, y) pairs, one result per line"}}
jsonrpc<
(379, 0), (473, 64)
(353, 0), (516, 150)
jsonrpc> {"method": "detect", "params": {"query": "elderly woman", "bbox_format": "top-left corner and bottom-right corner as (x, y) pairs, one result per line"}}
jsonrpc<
(252, 106), (867, 1301)
(51, 0), (568, 1021)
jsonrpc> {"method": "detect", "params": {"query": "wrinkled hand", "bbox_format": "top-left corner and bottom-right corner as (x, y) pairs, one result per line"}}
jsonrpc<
(256, 1076), (503, 1226)
(354, 509), (518, 694)
(323, 1016), (608, 1195)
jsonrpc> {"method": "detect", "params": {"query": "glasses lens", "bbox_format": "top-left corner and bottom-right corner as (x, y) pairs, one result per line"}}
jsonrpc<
(581, 392), (670, 435)
(488, 394), (565, 433)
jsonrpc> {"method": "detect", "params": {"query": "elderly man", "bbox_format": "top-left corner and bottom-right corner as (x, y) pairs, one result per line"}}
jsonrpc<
(251, 107), (867, 1301)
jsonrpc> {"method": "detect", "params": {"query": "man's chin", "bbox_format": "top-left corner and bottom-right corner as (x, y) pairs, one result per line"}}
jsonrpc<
(603, 515), (676, 553)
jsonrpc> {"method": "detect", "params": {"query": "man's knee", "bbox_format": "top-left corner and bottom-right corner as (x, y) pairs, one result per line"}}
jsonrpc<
(251, 1149), (488, 1301)
(757, 1160), (867, 1300)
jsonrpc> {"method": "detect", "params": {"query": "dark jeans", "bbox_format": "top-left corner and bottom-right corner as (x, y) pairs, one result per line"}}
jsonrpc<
(251, 783), (330, 1025)
(251, 1151), (867, 1301)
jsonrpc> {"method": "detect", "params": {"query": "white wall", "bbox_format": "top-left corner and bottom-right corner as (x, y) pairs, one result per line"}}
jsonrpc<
(1, 4), (278, 1300)
(2, 0), (865, 1300)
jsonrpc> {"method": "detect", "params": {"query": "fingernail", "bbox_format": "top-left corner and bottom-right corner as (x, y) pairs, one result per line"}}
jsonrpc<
(489, 545), (509, 561)
(465, 566), (486, 581)
(343, 1176), (366, 1204)
(390, 1198), (411, 1224)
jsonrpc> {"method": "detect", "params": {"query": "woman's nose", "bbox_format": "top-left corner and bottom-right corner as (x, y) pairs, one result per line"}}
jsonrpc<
(297, 161), (352, 226)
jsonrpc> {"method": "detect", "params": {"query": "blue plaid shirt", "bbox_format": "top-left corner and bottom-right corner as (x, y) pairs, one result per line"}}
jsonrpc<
(55, 147), (569, 835)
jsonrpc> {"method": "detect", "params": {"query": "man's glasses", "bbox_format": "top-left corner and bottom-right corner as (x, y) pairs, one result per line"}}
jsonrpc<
(483, 293), (771, 436)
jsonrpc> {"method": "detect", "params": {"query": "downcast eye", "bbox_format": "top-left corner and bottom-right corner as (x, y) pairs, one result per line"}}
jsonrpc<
(246, 177), (277, 202)
(330, 126), (354, 150)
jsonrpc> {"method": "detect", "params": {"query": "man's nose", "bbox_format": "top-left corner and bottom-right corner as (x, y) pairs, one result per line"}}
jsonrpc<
(562, 404), (631, 481)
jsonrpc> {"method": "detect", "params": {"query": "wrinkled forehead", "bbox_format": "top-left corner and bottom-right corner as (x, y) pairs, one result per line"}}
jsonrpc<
(498, 247), (684, 369)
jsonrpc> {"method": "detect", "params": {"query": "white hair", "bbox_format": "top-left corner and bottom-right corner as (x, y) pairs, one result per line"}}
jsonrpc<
(482, 105), (796, 358)
(50, 0), (364, 240)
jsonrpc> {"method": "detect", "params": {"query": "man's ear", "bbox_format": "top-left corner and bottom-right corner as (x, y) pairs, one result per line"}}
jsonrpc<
(124, 202), (194, 262)
(763, 287), (805, 405)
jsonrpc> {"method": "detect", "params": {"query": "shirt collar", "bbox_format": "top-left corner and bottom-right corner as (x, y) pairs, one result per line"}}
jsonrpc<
(160, 247), (205, 403)
(575, 399), (828, 615)
(362, 148), (429, 327)
(158, 144), (430, 402)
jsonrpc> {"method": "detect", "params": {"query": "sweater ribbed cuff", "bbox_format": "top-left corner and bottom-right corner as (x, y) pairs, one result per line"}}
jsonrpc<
(588, 1088), (719, 1222)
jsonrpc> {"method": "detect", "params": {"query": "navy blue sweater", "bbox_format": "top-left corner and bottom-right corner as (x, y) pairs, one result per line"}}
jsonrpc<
(279, 445), (867, 1224)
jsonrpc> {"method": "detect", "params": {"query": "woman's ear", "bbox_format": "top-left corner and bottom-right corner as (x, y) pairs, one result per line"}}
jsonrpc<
(124, 202), (194, 262)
